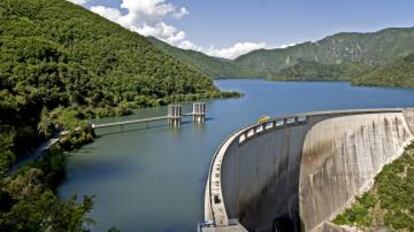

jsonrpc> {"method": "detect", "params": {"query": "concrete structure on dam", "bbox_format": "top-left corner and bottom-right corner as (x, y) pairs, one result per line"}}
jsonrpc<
(200, 108), (414, 232)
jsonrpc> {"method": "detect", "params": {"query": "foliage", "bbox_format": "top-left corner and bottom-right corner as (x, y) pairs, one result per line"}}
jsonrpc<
(0, 0), (237, 230)
(352, 53), (414, 88)
(0, 190), (94, 232)
(0, 129), (15, 174)
(0, 145), (94, 231)
(0, 0), (231, 169)
(151, 27), (414, 86)
(333, 193), (377, 226)
(59, 123), (95, 151)
(333, 143), (414, 231)
(233, 27), (414, 79)
(269, 60), (366, 81)
(0, 140), (104, 231)
(148, 37), (242, 78)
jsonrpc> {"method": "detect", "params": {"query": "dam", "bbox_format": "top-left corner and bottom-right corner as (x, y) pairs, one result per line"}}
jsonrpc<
(201, 108), (414, 232)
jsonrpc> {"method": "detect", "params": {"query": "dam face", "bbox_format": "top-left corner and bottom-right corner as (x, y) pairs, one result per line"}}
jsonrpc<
(201, 109), (414, 232)
(300, 112), (413, 231)
(221, 120), (309, 231)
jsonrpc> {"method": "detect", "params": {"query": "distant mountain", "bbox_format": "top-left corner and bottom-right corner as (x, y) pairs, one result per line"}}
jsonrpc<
(234, 27), (414, 79)
(148, 37), (242, 78)
(150, 27), (414, 85)
(270, 60), (367, 81)
(352, 53), (414, 88)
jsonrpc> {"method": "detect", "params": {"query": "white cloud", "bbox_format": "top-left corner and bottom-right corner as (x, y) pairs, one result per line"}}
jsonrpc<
(90, 0), (191, 48)
(89, 0), (269, 59)
(205, 42), (267, 59)
(67, 0), (88, 5)
(279, 43), (296, 49)
(90, 6), (122, 22)
(173, 7), (189, 19)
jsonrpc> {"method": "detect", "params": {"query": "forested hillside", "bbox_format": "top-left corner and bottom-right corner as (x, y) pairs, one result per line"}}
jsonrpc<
(0, 0), (234, 171)
(151, 27), (414, 85)
(0, 0), (236, 230)
(269, 60), (366, 81)
(352, 53), (414, 88)
(148, 37), (242, 78)
(234, 28), (414, 76)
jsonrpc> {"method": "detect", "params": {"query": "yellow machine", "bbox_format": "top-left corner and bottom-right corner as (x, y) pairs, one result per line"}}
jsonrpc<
(257, 115), (271, 124)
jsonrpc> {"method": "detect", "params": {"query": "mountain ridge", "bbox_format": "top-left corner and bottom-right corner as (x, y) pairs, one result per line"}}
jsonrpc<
(150, 26), (414, 85)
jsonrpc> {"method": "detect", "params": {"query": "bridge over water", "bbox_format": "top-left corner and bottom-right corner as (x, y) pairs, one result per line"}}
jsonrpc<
(200, 108), (414, 232)
(92, 102), (206, 129)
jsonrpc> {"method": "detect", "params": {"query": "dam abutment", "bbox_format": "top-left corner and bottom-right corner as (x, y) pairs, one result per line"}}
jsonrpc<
(201, 108), (414, 232)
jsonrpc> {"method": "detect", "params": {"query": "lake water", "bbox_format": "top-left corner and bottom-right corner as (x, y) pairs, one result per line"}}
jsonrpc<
(59, 80), (414, 232)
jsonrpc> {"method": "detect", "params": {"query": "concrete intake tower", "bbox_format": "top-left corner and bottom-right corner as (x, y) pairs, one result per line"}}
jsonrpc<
(200, 108), (414, 232)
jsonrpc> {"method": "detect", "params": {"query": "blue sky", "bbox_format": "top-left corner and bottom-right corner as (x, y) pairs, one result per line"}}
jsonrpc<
(72, 0), (414, 59)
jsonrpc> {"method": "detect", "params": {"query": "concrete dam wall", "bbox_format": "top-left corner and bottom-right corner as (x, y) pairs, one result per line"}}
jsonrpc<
(300, 112), (413, 231)
(201, 108), (414, 232)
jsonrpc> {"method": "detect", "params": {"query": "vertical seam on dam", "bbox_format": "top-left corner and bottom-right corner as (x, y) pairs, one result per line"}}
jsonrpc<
(300, 111), (414, 231)
(201, 108), (411, 232)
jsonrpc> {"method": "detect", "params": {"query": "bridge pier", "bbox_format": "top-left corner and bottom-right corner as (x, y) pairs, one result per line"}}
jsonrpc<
(192, 102), (206, 123)
(92, 102), (207, 129)
(168, 104), (182, 127)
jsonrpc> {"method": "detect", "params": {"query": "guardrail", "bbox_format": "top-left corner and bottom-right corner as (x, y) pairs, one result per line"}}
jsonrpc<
(238, 115), (307, 145)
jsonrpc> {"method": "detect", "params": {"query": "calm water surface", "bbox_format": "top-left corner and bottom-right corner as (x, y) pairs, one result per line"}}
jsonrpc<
(59, 80), (414, 232)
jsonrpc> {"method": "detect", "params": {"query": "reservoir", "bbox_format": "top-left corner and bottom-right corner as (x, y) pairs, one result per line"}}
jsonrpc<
(59, 80), (414, 232)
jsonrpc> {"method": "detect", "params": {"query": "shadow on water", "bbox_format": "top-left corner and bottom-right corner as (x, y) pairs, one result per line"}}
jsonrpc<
(69, 158), (140, 182)
(73, 146), (96, 154)
(95, 123), (168, 137)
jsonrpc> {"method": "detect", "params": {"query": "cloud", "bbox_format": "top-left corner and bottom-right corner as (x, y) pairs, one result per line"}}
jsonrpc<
(279, 43), (296, 49)
(205, 42), (267, 59)
(89, 0), (268, 59)
(173, 7), (189, 19)
(67, 0), (88, 5)
(90, 0), (192, 48)
(90, 6), (122, 22)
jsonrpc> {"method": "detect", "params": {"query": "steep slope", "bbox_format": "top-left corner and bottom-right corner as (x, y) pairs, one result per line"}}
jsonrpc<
(148, 37), (242, 78)
(0, 0), (237, 230)
(151, 27), (414, 84)
(0, 0), (235, 168)
(234, 27), (414, 77)
(333, 142), (414, 231)
(0, 0), (221, 112)
(352, 53), (414, 88)
(270, 60), (366, 81)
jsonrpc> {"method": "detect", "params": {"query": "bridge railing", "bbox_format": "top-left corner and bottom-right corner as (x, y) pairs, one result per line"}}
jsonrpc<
(238, 115), (308, 145)
(92, 102), (207, 129)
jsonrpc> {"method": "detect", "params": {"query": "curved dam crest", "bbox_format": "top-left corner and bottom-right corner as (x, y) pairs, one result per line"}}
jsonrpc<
(201, 108), (414, 232)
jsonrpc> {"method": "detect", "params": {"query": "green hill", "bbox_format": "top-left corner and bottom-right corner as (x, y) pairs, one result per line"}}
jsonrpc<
(0, 0), (235, 168)
(269, 60), (367, 81)
(148, 37), (242, 78)
(352, 53), (414, 88)
(0, 0), (236, 230)
(234, 27), (414, 78)
(0, 0), (223, 115)
(151, 27), (414, 84)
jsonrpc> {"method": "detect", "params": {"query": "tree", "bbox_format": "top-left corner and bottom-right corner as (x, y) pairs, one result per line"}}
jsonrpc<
(37, 106), (52, 139)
